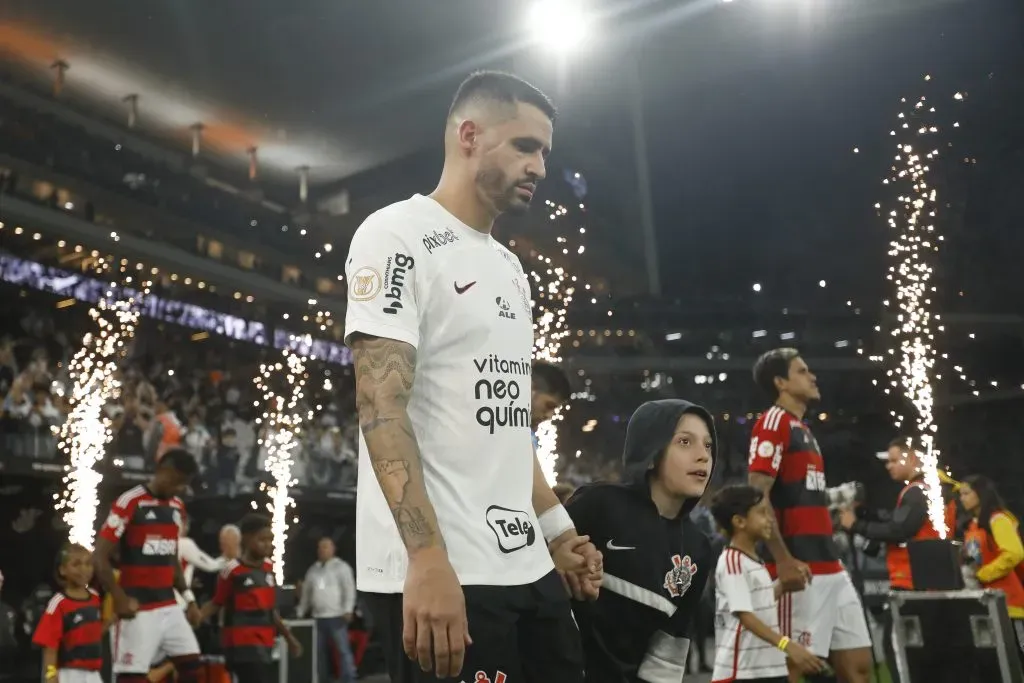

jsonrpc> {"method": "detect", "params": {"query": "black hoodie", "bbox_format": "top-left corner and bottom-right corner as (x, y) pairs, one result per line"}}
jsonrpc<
(566, 399), (717, 683)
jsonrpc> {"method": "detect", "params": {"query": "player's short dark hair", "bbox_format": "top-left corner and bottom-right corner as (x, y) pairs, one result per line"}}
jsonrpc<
(449, 71), (557, 123)
(157, 448), (199, 478)
(709, 485), (765, 536)
(239, 514), (272, 537)
(752, 348), (801, 399)
(533, 361), (571, 401)
(888, 436), (914, 452)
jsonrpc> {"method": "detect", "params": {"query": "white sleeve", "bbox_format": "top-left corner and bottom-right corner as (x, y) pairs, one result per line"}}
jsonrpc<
(179, 537), (225, 573)
(343, 214), (424, 349)
(717, 551), (754, 614)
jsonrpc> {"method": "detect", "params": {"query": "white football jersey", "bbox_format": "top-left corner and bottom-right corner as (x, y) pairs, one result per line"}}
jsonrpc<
(712, 547), (789, 682)
(344, 194), (551, 592)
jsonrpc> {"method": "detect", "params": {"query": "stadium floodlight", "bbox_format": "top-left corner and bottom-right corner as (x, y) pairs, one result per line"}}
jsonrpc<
(526, 0), (592, 53)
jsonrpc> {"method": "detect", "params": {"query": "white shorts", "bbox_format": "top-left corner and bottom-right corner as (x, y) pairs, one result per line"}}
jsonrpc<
(57, 671), (103, 683)
(777, 570), (871, 657)
(110, 604), (200, 674)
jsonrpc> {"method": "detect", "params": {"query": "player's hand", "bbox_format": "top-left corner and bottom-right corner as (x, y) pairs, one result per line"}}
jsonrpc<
(550, 534), (603, 601)
(114, 593), (139, 619)
(776, 558), (811, 592)
(185, 602), (202, 628)
(403, 548), (471, 678)
(786, 641), (825, 674)
(288, 636), (303, 658)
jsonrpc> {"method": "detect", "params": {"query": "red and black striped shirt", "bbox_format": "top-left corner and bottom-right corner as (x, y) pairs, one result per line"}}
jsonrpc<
(748, 405), (842, 575)
(32, 591), (103, 671)
(99, 485), (187, 610)
(214, 559), (278, 662)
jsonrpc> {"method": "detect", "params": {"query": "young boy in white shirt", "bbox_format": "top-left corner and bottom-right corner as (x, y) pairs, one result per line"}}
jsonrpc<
(710, 485), (824, 683)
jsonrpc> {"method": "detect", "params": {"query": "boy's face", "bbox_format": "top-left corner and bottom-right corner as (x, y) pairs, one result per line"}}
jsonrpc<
(62, 549), (94, 587)
(247, 528), (275, 560)
(655, 413), (713, 498)
(736, 498), (774, 541)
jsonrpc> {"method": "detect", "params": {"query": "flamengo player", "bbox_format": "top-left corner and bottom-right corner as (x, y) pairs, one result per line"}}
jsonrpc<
(747, 349), (872, 683)
(345, 71), (599, 682)
(93, 449), (203, 683)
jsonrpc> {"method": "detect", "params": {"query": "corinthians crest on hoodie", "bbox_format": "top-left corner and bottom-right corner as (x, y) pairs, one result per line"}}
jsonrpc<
(566, 399), (716, 683)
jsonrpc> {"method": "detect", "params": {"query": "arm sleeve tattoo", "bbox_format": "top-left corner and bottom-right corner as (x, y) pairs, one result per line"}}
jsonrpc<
(352, 334), (444, 555)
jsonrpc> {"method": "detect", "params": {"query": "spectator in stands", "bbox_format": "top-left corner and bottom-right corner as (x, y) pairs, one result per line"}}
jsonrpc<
(212, 428), (242, 497)
(151, 394), (184, 461)
(182, 410), (213, 466)
(0, 338), (17, 394)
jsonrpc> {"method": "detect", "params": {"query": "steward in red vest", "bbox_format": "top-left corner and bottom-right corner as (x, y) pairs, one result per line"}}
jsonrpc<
(838, 439), (937, 589)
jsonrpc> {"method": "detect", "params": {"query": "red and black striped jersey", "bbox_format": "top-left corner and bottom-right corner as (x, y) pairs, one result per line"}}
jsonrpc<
(98, 485), (187, 610)
(747, 405), (841, 575)
(32, 590), (103, 671)
(214, 559), (278, 662)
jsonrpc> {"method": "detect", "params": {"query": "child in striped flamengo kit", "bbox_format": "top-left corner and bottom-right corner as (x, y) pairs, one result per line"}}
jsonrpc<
(200, 514), (302, 683)
(33, 544), (105, 683)
(709, 486), (824, 683)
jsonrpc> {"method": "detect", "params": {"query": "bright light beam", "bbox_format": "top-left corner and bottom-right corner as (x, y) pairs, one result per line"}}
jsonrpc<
(527, 0), (592, 54)
(254, 345), (309, 582)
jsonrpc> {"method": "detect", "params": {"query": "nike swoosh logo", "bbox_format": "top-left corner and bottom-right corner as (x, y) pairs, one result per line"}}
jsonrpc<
(454, 281), (477, 294)
(606, 540), (635, 551)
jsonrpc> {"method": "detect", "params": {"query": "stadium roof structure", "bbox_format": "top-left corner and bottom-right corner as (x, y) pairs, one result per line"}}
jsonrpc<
(0, 0), (545, 187)
(0, 0), (971, 192)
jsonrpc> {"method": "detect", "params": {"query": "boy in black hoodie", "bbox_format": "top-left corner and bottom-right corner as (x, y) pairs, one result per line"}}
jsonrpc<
(565, 399), (716, 683)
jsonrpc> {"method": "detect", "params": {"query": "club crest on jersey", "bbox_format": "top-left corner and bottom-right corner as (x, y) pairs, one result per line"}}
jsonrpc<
(664, 554), (698, 598)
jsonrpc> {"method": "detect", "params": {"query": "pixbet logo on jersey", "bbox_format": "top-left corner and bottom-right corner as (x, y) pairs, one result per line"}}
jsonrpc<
(422, 228), (459, 254)
(382, 253), (415, 315)
(485, 505), (536, 553)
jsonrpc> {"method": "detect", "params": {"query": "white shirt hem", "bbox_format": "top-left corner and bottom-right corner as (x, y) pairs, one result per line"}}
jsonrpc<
(357, 564), (553, 594)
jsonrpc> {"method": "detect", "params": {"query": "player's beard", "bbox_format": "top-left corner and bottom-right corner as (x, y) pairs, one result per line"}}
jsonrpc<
(476, 165), (531, 216)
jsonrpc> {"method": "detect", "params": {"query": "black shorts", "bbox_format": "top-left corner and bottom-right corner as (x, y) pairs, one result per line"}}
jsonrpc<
(363, 570), (584, 683)
(227, 659), (277, 683)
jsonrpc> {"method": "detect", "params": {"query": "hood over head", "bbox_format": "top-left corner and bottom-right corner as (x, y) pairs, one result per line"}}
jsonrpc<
(620, 399), (718, 518)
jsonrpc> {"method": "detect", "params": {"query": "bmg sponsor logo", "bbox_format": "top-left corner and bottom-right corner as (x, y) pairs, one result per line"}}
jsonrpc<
(422, 228), (459, 254)
(485, 505), (536, 553)
(382, 253), (415, 315)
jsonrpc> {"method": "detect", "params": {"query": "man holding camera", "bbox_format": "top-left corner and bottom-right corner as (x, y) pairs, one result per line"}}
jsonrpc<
(838, 438), (942, 683)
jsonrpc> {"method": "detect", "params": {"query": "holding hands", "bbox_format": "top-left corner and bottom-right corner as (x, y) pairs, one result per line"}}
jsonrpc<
(550, 532), (603, 601)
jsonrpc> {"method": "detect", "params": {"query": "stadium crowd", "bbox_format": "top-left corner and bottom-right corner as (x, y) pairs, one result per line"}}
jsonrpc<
(0, 289), (359, 493)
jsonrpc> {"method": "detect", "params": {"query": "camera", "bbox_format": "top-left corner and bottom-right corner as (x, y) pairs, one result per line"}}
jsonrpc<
(826, 481), (864, 510)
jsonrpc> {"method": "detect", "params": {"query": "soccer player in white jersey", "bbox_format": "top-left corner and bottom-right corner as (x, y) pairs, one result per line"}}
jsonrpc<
(343, 71), (601, 682)
(709, 485), (824, 683)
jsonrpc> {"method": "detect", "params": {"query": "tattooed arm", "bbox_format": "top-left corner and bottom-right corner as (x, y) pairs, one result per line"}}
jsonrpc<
(350, 333), (444, 557)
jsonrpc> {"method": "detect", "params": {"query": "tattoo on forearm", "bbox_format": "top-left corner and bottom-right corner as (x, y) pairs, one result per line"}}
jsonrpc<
(393, 507), (435, 547)
(352, 335), (440, 552)
(353, 336), (415, 434)
(372, 459), (411, 506)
